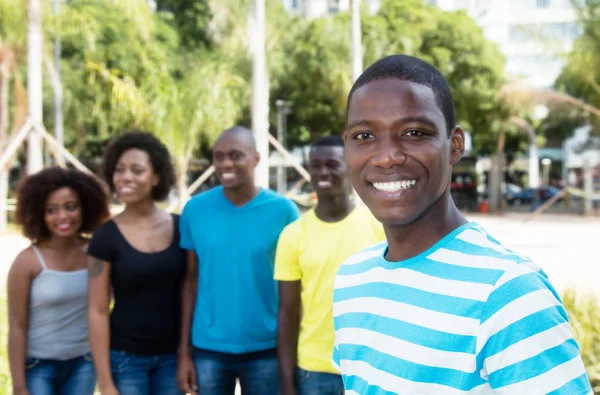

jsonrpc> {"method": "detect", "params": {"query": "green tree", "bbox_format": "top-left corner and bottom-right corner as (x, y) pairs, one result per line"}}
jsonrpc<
(372, 0), (509, 153)
(270, 15), (352, 146)
(555, 0), (600, 133)
(55, 0), (181, 160)
(272, 0), (508, 152)
(155, 0), (212, 48)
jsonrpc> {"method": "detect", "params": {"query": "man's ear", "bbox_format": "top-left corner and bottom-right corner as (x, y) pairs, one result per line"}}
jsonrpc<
(449, 126), (465, 165)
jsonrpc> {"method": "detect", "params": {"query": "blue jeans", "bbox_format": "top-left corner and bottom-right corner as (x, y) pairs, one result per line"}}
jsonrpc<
(25, 351), (96, 395)
(110, 349), (181, 395)
(193, 347), (280, 395)
(296, 367), (344, 395)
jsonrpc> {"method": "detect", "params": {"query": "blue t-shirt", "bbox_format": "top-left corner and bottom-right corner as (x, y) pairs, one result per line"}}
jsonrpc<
(180, 186), (300, 354)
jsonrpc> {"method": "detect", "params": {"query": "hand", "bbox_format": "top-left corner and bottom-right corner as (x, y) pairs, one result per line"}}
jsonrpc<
(177, 355), (198, 395)
(12, 390), (29, 395)
(99, 385), (119, 395)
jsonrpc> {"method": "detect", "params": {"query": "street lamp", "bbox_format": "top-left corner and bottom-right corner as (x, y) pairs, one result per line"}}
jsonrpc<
(541, 157), (552, 188)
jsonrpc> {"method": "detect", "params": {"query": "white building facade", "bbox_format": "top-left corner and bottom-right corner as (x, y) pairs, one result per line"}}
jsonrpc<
(432, 0), (581, 87)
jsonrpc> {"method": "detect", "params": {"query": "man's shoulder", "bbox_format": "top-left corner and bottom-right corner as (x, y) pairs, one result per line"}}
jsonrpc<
(260, 188), (295, 205)
(257, 189), (299, 214)
(184, 187), (222, 209)
(441, 222), (544, 287)
(340, 241), (387, 267)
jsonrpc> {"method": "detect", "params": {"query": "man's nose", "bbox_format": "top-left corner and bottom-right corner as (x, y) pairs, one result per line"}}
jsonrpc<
(370, 137), (407, 169)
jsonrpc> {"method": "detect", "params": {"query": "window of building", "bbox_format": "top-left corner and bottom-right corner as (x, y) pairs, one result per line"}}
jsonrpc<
(328, 0), (340, 13)
(509, 22), (581, 42)
(536, 0), (550, 8)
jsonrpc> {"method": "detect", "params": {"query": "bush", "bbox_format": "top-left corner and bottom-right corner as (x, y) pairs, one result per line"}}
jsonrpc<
(563, 290), (600, 393)
(0, 298), (10, 394)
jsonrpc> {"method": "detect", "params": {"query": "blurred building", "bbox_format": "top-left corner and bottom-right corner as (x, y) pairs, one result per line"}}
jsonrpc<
(430, 0), (582, 88)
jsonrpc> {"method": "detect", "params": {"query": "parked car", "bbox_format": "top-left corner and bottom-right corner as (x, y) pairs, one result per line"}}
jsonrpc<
(506, 186), (560, 206)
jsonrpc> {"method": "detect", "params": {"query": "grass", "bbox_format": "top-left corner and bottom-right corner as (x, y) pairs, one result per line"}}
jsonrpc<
(0, 292), (599, 394)
(0, 298), (10, 394)
(563, 290), (600, 393)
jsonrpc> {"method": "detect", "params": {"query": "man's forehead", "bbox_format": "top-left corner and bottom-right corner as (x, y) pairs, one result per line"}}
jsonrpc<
(347, 79), (441, 123)
(214, 133), (255, 152)
(310, 145), (344, 159)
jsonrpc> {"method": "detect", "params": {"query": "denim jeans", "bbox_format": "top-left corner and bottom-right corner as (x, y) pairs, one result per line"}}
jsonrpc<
(25, 351), (96, 395)
(296, 367), (344, 395)
(110, 349), (181, 395)
(193, 347), (280, 395)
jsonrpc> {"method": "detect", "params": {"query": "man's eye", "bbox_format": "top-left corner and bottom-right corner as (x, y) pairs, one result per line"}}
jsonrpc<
(405, 130), (425, 137)
(353, 132), (373, 140)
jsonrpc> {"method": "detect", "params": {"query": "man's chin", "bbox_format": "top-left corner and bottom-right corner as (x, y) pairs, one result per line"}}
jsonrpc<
(221, 180), (245, 190)
(366, 203), (421, 227)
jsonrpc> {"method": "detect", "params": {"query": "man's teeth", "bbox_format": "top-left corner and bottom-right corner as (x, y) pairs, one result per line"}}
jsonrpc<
(318, 181), (332, 187)
(373, 180), (416, 192)
(222, 173), (235, 179)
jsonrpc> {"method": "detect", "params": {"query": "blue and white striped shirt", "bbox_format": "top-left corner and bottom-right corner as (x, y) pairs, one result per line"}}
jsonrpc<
(332, 222), (591, 394)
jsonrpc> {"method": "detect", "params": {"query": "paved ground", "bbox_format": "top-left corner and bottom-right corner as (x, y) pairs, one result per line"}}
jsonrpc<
(463, 212), (600, 297)
(2, 212), (599, 297)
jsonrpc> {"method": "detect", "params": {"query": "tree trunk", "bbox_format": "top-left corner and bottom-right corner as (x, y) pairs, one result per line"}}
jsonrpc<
(488, 132), (505, 213)
(177, 161), (189, 213)
(53, 0), (64, 164)
(27, 0), (44, 175)
(351, 0), (363, 83)
(250, 0), (269, 189)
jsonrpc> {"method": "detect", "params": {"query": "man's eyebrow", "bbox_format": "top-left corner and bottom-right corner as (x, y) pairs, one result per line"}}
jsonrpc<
(346, 116), (438, 130)
(346, 120), (376, 130)
(398, 116), (438, 130)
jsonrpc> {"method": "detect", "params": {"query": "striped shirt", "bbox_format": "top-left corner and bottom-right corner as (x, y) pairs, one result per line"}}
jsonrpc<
(332, 222), (592, 394)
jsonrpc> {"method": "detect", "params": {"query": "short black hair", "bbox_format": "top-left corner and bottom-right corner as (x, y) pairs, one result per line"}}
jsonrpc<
(15, 167), (110, 241)
(347, 54), (456, 133)
(102, 130), (176, 201)
(312, 135), (345, 149)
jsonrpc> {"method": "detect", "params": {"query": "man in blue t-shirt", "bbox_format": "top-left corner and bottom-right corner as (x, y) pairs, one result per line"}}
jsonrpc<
(176, 126), (299, 395)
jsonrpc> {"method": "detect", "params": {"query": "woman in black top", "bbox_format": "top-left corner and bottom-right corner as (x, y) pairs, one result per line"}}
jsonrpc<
(87, 131), (186, 395)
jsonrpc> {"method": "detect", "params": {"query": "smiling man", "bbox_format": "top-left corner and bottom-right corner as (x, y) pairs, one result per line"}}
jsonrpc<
(275, 136), (384, 395)
(332, 55), (592, 394)
(177, 126), (299, 395)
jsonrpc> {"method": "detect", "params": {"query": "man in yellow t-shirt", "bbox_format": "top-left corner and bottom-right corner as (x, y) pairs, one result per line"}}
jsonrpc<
(275, 136), (385, 395)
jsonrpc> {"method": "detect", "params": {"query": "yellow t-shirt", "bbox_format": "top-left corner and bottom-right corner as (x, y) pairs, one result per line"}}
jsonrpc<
(274, 204), (386, 374)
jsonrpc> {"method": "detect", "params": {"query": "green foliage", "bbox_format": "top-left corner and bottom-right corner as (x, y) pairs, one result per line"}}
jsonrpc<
(155, 0), (212, 48)
(562, 290), (600, 393)
(0, 298), (9, 394)
(270, 0), (508, 152)
(271, 15), (352, 146)
(556, 0), (600, 134)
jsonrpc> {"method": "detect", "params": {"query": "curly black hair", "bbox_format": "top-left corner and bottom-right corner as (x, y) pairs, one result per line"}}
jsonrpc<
(102, 130), (176, 201)
(15, 167), (110, 241)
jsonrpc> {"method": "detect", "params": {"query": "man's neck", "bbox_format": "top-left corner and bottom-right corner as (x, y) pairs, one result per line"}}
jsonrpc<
(314, 193), (356, 223)
(223, 183), (260, 207)
(384, 193), (468, 262)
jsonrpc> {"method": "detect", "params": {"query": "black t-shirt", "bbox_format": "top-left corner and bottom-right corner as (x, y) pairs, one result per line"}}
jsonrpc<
(87, 214), (186, 355)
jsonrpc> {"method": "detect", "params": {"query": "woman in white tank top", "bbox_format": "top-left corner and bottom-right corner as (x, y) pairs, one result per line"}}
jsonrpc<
(7, 167), (110, 395)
